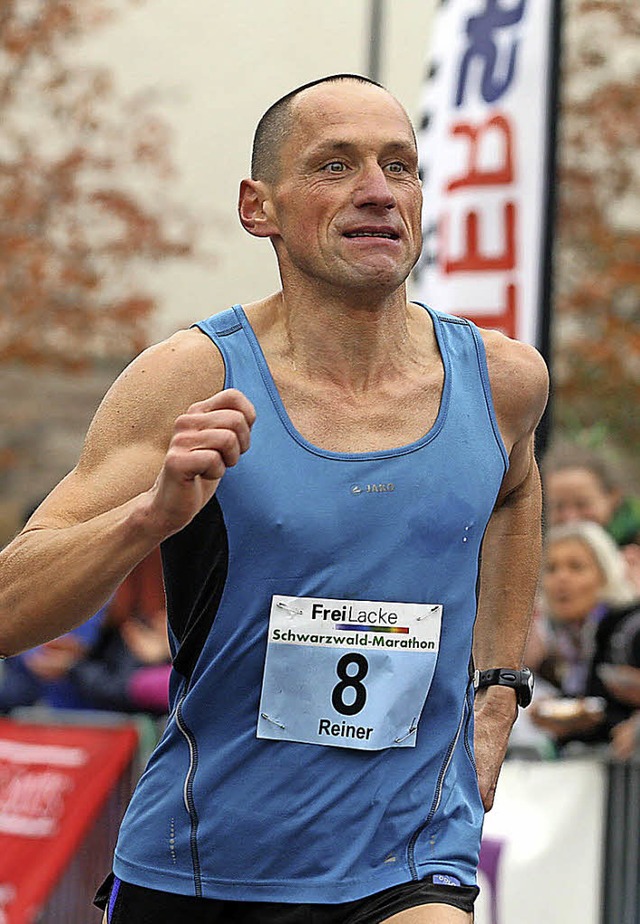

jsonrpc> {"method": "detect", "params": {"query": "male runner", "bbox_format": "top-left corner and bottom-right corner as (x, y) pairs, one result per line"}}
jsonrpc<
(0, 75), (548, 922)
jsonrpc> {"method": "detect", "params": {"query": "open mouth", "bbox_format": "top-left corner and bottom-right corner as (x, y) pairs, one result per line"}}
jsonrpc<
(343, 229), (400, 240)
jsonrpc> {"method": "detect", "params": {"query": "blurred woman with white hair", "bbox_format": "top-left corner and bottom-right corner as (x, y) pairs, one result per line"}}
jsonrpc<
(527, 520), (640, 749)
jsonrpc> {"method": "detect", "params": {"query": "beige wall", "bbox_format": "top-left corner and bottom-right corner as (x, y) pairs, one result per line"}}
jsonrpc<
(79, 0), (437, 338)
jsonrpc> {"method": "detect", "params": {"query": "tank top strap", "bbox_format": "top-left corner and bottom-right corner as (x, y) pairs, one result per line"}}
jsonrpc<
(421, 304), (509, 470)
(192, 305), (262, 394)
(194, 306), (243, 338)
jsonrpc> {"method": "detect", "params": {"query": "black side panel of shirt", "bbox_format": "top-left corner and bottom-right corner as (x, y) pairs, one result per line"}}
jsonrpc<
(161, 497), (229, 682)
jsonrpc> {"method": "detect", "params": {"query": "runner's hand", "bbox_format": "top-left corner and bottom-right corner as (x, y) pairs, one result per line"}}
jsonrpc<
(474, 687), (518, 811)
(146, 389), (256, 538)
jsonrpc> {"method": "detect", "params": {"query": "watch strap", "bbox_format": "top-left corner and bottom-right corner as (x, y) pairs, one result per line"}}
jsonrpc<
(473, 667), (534, 708)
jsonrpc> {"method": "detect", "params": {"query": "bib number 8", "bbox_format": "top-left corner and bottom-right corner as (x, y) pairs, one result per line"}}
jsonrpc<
(331, 653), (369, 716)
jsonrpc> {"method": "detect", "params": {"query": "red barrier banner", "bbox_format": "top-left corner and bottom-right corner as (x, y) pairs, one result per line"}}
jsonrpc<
(0, 719), (138, 924)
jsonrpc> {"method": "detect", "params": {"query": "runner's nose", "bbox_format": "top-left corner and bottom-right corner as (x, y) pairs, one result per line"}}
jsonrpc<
(352, 163), (396, 210)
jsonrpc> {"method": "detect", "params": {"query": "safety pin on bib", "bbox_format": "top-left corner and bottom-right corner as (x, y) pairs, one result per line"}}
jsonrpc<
(394, 718), (418, 744)
(261, 713), (286, 730)
(276, 601), (303, 618)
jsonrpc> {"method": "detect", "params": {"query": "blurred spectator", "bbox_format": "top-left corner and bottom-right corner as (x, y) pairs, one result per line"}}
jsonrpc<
(0, 496), (109, 713)
(599, 665), (640, 760)
(69, 548), (171, 715)
(542, 443), (640, 594)
(611, 712), (640, 760)
(542, 443), (640, 545)
(527, 521), (640, 748)
(0, 604), (106, 713)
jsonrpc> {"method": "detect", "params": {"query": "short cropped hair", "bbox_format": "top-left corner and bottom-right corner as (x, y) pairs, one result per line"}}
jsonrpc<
(544, 521), (637, 607)
(251, 74), (384, 184)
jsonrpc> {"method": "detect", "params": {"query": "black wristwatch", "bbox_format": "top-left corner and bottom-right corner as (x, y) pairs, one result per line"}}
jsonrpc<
(473, 667), (534, 708)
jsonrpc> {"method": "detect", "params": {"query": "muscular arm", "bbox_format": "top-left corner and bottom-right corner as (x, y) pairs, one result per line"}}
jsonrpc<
(0, 329), (255, 657)
(473, 332), (549, 809)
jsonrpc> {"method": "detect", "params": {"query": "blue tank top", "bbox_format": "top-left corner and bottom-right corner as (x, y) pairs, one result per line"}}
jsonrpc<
(113, 303), (508, 902)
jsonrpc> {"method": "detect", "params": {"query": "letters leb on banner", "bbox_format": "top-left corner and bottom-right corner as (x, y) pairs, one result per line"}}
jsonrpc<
(413, 0), (557, 349)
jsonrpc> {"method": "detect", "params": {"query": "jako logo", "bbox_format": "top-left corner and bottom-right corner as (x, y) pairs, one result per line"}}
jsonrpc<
(351, 483), (395, 495)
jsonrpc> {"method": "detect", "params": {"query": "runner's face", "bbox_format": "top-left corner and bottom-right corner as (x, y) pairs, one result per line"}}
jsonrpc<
(543, 539), (605, 624)
(267, 82), (422, 293)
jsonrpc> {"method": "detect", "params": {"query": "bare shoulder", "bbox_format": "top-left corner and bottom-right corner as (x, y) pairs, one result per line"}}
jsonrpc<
(27, 326), (225, 529)
(478, 328), (549, 448)
(83, 326), (225, 461)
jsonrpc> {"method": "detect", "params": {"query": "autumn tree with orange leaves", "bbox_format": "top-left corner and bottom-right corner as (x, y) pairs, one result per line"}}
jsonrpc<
(0, 0), (195, 368)
(552, 0), (640, 462)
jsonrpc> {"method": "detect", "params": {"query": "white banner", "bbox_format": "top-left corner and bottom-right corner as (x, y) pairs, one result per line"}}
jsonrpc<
(413, 0), (557, 348)
(476, 759), (605, 924)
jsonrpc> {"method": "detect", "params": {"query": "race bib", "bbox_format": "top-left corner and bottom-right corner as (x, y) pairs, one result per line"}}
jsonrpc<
(257, 595), (442, 750)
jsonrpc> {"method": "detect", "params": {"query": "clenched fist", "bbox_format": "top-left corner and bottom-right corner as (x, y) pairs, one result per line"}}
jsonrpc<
(146, 389), (256, 539)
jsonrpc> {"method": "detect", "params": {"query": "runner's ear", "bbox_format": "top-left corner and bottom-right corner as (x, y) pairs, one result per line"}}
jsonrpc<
(238, 179), (279, 238)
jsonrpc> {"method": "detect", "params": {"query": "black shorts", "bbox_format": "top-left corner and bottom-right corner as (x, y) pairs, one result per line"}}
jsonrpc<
(95, 873), (478, 923)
